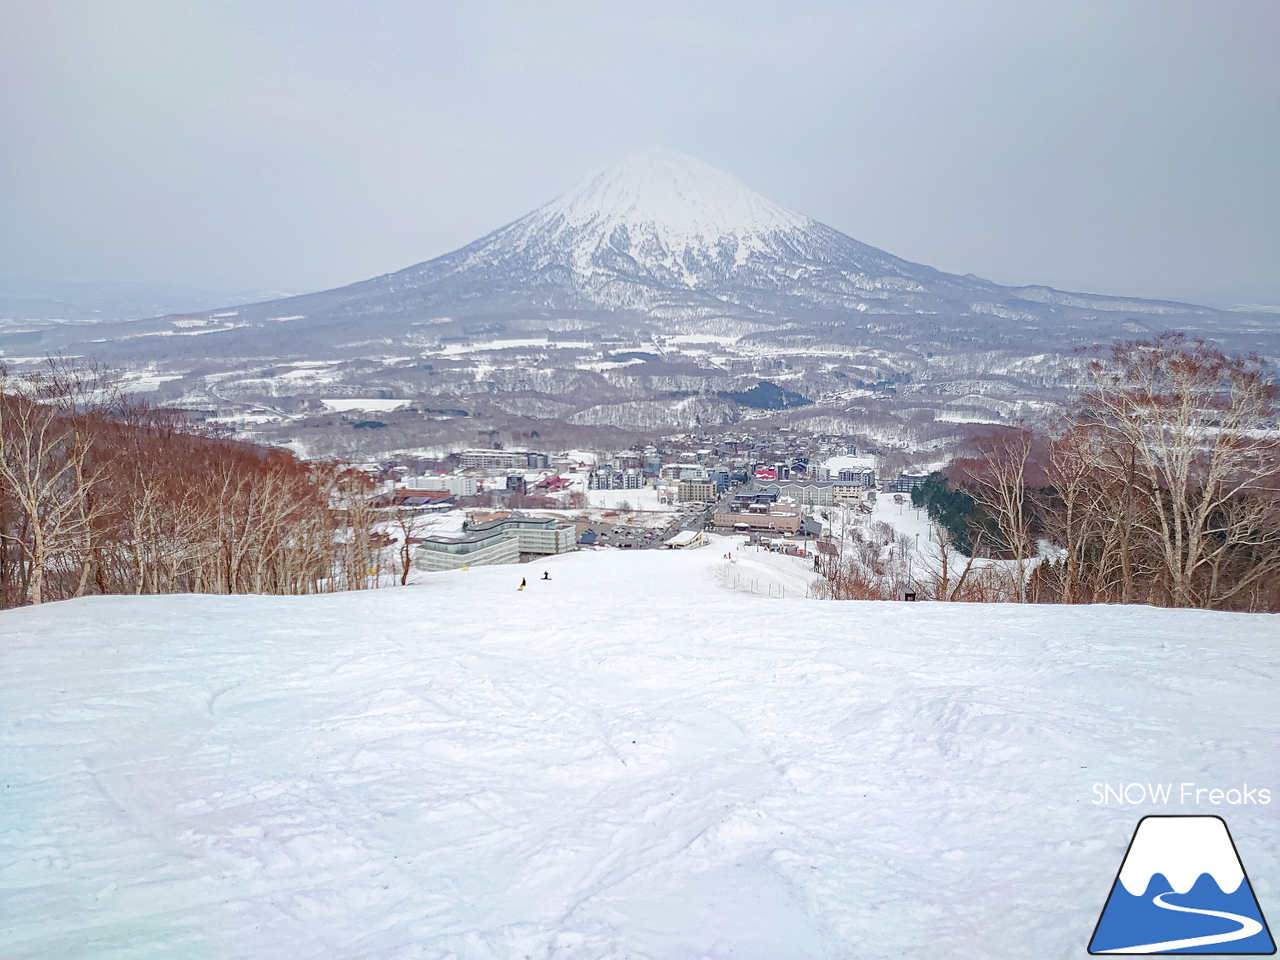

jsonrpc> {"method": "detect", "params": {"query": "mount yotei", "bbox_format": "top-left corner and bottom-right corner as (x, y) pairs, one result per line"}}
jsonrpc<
(7, 149), (1275, 447)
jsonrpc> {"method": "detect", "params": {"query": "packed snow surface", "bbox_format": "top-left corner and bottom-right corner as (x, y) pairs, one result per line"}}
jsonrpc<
(2, 540), (1277, 959)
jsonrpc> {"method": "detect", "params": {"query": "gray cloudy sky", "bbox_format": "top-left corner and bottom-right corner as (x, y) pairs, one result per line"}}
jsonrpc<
(2, 0), (1278, 306)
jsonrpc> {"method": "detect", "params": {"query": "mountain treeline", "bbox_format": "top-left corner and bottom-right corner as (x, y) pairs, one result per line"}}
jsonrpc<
(903, 334), (1280, 611)
(1, 361), (383, 608)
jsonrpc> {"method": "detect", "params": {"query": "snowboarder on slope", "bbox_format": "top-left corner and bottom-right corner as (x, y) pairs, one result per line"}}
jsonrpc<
(541, 571), (550, 580)
(519, 577), (526, 590)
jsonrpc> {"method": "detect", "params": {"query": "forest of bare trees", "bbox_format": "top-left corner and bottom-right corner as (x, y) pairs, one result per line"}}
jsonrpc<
(817, 335), (1280, 611)
(1, 361), (385, 607)
(1031, 334), (1280, 609)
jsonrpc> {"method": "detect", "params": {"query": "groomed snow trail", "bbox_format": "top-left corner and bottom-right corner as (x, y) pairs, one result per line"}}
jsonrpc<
(2, 539), (1277, 959)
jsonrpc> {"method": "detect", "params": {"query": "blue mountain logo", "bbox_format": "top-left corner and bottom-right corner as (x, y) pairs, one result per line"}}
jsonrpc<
(1089, 815), (1275, 954)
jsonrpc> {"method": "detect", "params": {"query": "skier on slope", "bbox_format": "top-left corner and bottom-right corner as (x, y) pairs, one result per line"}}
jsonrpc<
(541, 571), (550, 580)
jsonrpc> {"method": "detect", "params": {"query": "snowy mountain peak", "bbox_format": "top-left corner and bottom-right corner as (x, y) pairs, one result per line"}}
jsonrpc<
(413, 147), (938, 305)
(539, 148), (812, 241)
(484, 149), (825, 287)
(1118, 816), (1245, 896)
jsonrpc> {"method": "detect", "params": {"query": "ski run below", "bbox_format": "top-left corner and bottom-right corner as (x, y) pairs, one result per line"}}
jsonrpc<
(2, 536), (1277, 960)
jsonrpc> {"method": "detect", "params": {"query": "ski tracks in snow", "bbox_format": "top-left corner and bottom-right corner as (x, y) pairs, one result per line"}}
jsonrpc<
(1, 546), (1278, 958)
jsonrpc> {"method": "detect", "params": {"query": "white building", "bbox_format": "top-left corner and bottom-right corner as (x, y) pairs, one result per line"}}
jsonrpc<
(660, 463), (709, 481)
(414, 475), (479, 497)
(819, 455), (878, 488)
(832, 484), (869, 504)
(588, 467), (645, 490)
(665, 529), (709, 549)
(415, 512), (577, 572)
(413, 528), (521, 572)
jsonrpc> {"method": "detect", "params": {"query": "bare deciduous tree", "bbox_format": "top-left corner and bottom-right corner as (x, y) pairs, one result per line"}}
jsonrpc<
(1078, 334), (1280, 608)
(391, 506), (438, 586)
(915, 522), (985, 601)
(961, 428), (1035, 602)
(1, 363), (386, 606)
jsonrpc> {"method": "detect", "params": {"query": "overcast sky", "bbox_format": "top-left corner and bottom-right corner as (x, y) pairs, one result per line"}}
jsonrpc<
(2, 0), (1278, 307)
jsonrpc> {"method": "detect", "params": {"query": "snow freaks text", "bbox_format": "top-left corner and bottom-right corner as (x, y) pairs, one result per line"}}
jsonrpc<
(1092, 783), (1272, 806)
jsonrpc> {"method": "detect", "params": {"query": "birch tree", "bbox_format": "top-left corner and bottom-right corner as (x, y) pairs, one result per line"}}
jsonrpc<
(1078, 334), (1280, 607)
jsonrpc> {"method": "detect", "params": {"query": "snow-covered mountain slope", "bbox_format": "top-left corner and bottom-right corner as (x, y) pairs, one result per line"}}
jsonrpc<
(11, 148), (1255, 367)
(521, 148), (816, 268)
(335, 148), (1201, 322)
(6, 150), (1272, 448)
(3, 542), (1277, 959)
(415, 148), (942, 308)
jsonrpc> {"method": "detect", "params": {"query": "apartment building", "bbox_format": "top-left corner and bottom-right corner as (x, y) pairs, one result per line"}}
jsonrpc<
(677, 479), (716, 502)
(458, 450), (549, 470)
(415, 512), (576, 572)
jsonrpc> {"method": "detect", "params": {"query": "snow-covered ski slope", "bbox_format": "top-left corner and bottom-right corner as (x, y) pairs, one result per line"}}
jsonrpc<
(2, 539), (1277, 959)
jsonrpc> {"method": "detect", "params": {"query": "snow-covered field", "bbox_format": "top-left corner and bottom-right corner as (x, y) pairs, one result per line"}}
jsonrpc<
(2, 541), (1277, 959)
(587, 487), (671, 512)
